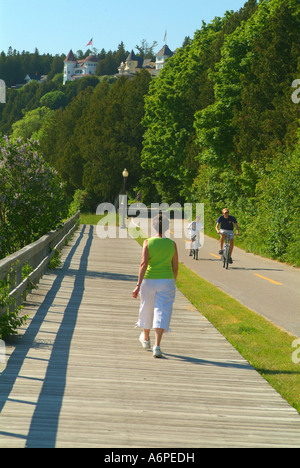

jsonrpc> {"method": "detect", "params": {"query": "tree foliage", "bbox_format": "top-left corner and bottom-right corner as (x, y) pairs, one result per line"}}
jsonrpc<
(140, 0), (300, 264)
(0, 136), (68, 258)
(141, 1), (259, 202)
(0, 47), (54, 87)
(38, 70), (151, 206)
(194, 0), (300, 168)
(1, 4), (300, 266)
(10, 106), (54, 140)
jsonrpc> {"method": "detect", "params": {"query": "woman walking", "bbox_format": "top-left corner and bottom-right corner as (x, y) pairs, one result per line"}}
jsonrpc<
(132, 214), (178, 358)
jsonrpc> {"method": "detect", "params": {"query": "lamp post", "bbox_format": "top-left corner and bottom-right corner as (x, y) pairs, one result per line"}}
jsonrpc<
(122, 168), (129, 193)
(121, 168), (129, 229)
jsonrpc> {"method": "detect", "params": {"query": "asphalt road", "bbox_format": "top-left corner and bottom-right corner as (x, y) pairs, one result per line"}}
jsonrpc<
(169, 220), (300, 338)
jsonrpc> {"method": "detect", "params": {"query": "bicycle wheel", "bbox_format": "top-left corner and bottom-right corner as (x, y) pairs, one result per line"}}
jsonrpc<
(225, 246), (230, 269)
(222, 252), (226, 268)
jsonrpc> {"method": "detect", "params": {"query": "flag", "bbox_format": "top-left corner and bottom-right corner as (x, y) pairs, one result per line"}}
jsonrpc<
(86, 38), (93, 47)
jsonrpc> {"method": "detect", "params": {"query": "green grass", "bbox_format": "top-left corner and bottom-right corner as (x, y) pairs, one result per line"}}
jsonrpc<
(80, 212), (120, 226)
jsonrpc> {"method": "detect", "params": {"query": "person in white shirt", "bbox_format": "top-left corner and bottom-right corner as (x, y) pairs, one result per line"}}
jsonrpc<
(188, 216), (204, 256)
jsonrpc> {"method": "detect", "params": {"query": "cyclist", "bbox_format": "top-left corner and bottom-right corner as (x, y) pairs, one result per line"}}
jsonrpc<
(216, 208), (239, 263)
(188, 216), (204, 256)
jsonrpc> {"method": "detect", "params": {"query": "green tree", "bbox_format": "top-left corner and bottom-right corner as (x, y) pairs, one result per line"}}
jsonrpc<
(141, 2), (257, 202)
(247, 150), (300, 265)
(47, 55), (64, 80)
(78, 71), (151, 205)
(40, 90), (68, 109)
(232, 0), (300, 164)
(10, 106), (54, 140)
(39, 86), (94, 193)
(0, 136), (68, 257)
(96, 51), (118, 76)
(194, 0), (300, 169)
(115, 42), (128, 66)
(136, 39), (158, 59)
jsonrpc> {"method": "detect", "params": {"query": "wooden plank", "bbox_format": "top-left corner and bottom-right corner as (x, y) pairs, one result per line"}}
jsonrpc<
(0, 224), (300, 448)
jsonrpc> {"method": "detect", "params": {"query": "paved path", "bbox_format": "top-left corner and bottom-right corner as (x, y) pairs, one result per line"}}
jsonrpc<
(173, 225), (300, 338)
(0, 225), (300, 448)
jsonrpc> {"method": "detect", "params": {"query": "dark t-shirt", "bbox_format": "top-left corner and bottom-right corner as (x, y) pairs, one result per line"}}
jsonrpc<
(217, 215), (237, 230)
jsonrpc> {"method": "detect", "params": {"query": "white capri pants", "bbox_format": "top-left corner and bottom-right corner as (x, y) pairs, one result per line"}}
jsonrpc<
(135, 279), (176, 332)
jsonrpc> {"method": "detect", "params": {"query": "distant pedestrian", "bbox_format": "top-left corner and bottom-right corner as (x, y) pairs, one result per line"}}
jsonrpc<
(132, 213), (178, 358)
(188, 216), (204, 256)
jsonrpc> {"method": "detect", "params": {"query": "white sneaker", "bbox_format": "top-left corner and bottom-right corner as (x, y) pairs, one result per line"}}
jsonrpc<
(139, 332), (151, 349)
(153, 346), (163, 358)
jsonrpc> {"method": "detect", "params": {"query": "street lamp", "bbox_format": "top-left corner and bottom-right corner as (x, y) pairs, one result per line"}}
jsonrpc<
(122, 168), (129, 193)
(121, 168), (129, 228)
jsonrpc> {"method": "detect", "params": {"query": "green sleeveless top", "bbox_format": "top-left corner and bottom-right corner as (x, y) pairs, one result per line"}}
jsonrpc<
(144, 237), (175, 279)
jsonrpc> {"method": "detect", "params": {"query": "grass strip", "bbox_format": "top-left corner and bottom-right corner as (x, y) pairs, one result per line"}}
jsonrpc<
(80, 212), (120, 226)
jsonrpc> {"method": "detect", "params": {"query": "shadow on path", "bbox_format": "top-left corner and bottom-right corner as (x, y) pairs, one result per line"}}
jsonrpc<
(0, 225), (93, 448)
(164, 353), (253, 369)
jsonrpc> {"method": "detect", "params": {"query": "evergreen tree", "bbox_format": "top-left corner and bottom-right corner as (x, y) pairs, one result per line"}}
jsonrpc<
(141, 1), (258, 202)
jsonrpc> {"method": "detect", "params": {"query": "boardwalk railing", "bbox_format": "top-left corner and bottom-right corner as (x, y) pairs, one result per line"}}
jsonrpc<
(0, 211), (80, 314)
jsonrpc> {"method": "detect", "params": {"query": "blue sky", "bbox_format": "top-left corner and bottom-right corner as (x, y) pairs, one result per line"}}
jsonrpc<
(1, 0), (248, 56)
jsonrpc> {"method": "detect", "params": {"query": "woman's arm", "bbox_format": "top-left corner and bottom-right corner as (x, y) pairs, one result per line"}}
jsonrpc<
(132, 239), (149, 298)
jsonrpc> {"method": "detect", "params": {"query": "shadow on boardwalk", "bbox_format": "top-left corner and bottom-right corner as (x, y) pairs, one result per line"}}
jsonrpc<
(0, 226), (94, 447)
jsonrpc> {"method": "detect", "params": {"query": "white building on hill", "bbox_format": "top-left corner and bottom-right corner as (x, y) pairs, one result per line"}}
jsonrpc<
(63, 44), (174, 84)
(63, 50), (98, 84)
(155, 45), (174, 71)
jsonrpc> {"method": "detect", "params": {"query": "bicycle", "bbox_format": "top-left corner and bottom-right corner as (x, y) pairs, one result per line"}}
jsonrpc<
(219, 229), (235, 269)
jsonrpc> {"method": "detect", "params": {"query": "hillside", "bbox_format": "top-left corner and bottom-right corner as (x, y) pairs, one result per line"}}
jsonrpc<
(0, 0), (299, 265)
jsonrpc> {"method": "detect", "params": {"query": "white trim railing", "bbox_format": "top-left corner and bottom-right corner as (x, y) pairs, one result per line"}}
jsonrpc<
(0, 211), (80, 314)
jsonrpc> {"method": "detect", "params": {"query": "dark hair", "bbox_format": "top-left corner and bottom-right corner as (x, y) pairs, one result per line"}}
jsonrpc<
(152, 213), (169, 236)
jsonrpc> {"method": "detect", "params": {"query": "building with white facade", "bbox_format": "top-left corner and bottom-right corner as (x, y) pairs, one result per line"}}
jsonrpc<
(63, 50), (98, 85)
(155, 45), (174, 71)
(63, 44), (174, 84)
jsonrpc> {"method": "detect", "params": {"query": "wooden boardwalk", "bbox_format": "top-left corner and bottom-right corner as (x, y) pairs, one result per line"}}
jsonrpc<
(1, 224), (300, 448)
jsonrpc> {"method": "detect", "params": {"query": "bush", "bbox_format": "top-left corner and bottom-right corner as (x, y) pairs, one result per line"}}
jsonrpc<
(0, 136), (69, 258)
(69, 189), (96, 214)
(248, 151), (300, 265)
(0, 270), (28, 339)
(191, 150), (300, 266)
